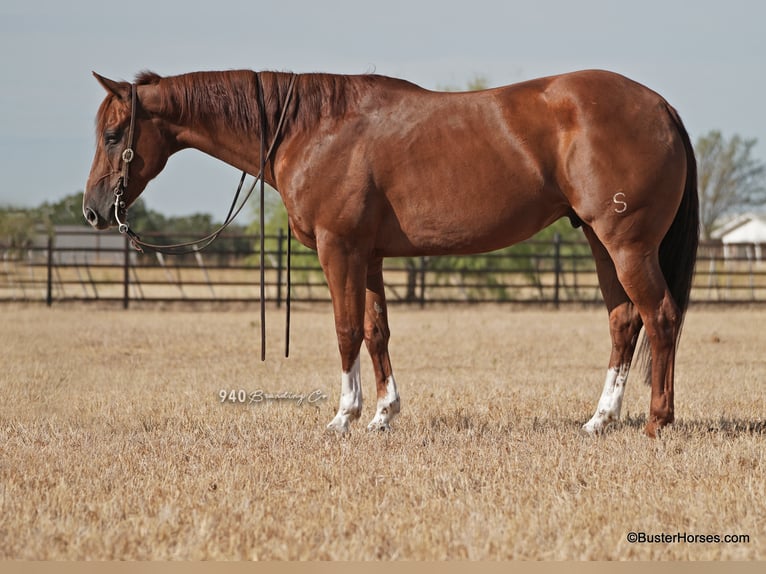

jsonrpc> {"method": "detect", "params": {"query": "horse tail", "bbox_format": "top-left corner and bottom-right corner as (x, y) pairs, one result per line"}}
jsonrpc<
(638, 103), (700, 385)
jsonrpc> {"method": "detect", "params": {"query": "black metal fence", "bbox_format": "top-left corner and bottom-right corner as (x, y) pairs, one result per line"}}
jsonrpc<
(2, 228), (765, 306)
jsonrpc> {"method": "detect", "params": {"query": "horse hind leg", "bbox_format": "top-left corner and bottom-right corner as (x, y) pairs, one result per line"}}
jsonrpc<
(364, 259), (400, 431)
(621, 261), (679, 437)
(582, 226), (643, 435)
(596, 237), (681, 437)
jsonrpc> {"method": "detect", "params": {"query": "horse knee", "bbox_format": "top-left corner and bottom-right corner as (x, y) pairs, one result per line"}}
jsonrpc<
(336, 326), (364, 366)
(364, 319), (389, 354)
(364, 295), (390, 351)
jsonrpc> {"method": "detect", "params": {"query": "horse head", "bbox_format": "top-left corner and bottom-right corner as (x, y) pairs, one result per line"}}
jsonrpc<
(83, 73), (171, 229)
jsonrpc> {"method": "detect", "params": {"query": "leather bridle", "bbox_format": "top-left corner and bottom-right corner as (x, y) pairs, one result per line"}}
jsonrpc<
(113, 83), (137, 235)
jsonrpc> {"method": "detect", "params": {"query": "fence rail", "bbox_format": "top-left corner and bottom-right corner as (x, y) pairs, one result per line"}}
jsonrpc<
(2, 228), (766, 306)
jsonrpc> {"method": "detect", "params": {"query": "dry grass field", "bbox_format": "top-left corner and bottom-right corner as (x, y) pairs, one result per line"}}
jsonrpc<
(0, 303), (764, 560)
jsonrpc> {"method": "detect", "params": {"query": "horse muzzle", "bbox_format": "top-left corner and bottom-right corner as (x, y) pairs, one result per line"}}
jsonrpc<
(82, 193), (117, 230)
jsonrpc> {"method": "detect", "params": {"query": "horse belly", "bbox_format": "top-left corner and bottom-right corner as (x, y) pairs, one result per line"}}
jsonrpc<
(377, 184), (567, 257)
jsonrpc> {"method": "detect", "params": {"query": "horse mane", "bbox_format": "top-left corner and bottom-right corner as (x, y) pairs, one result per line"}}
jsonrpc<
(132, 69), (370, 134)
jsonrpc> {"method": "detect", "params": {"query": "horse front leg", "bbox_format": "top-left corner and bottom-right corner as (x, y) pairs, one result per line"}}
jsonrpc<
(364, 258), (400, 431)
(319, 236), (368, 434)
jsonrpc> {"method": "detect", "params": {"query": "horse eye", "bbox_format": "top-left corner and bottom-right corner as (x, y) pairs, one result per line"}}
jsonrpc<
(104, 129), (122, 147)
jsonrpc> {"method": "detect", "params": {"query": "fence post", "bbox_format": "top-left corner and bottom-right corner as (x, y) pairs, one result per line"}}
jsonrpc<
(123, 233), (130, 309)
(418, 256), (427, 308)
(276, 228), (284, 308)
(553, 233), (561, 308)
(46, 233), (54, 306)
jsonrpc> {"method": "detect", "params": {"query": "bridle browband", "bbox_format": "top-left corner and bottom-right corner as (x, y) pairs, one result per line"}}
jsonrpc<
(111, 72), (297, 360)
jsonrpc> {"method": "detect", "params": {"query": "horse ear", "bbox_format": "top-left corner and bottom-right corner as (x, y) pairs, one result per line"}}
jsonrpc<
(93, 72), (131, 101)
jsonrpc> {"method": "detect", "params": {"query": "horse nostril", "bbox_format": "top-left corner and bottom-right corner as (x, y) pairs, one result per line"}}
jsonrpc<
(84, 207), (97, 225)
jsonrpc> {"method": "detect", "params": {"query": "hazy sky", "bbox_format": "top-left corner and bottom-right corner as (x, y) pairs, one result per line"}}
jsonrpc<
(1, 0), (764, 221)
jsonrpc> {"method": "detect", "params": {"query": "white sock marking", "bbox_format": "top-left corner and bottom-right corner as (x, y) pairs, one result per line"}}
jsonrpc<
(367, 374), (401, 431)
(326, 355), (362, 433)
(582, 364), (630, 435)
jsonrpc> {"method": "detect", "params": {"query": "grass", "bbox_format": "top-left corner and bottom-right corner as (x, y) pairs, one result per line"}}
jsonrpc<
(0, 304), (764, 560)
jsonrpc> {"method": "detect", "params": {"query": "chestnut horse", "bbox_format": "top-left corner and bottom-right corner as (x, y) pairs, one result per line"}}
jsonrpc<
(84, 69), (698, 437)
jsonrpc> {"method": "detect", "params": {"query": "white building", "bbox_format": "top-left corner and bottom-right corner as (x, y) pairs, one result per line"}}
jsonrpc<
(33, 225), (135, 265)
(717, 214), (766, 261)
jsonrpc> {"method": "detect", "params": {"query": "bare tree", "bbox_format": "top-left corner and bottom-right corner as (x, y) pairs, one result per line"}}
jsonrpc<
(696, 130), (766, 239)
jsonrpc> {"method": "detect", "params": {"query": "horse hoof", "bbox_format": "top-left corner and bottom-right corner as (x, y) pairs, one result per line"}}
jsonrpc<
(580, 426), (603, 437)
(366, 420), (391, 432)
(326, 416), (350, 434)
(581, 419), (606, 436)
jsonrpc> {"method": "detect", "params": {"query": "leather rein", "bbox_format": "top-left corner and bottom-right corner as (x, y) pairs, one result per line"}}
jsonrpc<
(112, 73), (297, 360)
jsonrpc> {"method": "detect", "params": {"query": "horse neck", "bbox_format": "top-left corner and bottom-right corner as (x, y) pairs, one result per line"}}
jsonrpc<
(150, 70), (299, 183)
